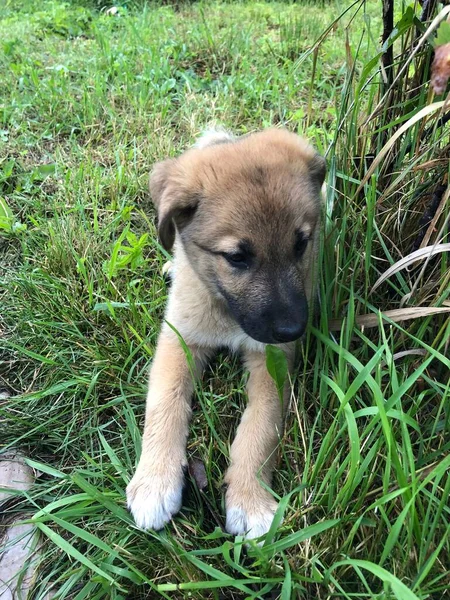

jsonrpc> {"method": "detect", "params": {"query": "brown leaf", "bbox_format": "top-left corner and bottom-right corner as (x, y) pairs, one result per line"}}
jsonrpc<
(431, 42), (450, 94)
(188, 458), (208, 490)
(329, 306), (450, 331)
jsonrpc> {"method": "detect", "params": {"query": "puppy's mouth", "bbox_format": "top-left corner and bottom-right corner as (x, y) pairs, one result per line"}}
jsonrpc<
(238, 319), (307, 345)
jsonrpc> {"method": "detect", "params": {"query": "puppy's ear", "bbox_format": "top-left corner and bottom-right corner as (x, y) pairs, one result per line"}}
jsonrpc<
(308, 153), (326, 188)
(149, 159), (199, 252)
(149, 159), (174, 210)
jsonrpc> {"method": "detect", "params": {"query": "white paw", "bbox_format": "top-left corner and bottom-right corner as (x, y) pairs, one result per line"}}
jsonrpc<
(162, 260), (173, 278)
(225, 495), (279, 541)
(126, 470), (184, 531)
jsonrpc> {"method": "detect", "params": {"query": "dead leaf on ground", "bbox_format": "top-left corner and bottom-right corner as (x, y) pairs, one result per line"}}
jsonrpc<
(188, 458), (208, 490)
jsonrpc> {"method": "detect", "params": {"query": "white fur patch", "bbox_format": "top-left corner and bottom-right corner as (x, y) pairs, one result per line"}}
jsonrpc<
(126, 474), (183, 531)
(162, 260), (173, 278)
(226, 504), (278, 542)
(194, 127), (235, 149)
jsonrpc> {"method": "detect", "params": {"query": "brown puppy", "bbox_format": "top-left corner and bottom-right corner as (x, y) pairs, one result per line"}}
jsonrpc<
(126, 128), (325, 540)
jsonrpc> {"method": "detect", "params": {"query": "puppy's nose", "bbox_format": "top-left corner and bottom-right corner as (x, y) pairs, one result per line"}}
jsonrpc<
(271, 321), (306, 343)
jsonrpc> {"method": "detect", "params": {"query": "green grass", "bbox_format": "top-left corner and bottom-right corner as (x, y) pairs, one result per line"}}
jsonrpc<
(1, 0), (449, 598)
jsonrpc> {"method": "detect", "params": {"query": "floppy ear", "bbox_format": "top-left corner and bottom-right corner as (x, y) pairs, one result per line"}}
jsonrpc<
(149, 159), (173, 211)
(308, 153), (326, 188)
(149, 159), (200, 252)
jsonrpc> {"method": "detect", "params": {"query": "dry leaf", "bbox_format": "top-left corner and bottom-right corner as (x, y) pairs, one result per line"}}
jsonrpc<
(188, 458), (208, 490)
(371, 243), (450, 293)
(431, 42), (450, 94)
(329, 306), (450, 331)
(356, 102), (446, 196)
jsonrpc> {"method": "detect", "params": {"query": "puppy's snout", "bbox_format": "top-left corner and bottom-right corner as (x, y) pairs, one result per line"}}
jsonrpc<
(269, 293), (308, 343)
(271, 321), (306, 343)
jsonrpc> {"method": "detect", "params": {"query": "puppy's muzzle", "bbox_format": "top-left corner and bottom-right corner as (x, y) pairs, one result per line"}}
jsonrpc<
(271, 319), (306, 343)
(239, 294), (309, 345)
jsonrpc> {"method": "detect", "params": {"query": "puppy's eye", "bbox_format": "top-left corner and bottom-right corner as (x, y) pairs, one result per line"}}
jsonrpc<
(223, 252), (249, 269)
(294, 232), (309, 258)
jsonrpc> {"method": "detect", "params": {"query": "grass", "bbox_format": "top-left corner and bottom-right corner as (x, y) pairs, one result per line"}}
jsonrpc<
(1, 0), (449, 598)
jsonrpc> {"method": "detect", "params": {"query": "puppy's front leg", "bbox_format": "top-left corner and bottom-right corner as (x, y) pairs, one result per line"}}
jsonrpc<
(127, 330), (207, 530)
(225, 348), (293, 540)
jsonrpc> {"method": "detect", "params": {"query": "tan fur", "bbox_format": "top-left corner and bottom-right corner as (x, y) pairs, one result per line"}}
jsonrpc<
(126, 128), (325, 541)
(224, 349), (295, 536)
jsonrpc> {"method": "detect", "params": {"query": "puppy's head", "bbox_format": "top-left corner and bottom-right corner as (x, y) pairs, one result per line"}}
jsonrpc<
(150, 128), (325, 345)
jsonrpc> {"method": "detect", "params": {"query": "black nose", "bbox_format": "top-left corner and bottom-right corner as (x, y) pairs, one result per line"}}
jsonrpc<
(271, 321), (306, 343)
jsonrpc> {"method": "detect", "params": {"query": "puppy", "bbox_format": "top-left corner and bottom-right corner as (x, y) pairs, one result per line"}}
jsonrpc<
(126, 128), (325, 540)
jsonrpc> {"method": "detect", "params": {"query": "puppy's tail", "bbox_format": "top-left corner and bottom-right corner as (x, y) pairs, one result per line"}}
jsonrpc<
(194, 127), (235, 149)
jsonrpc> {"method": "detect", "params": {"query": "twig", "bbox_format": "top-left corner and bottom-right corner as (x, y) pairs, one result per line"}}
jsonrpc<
(382, 0), (394, 88)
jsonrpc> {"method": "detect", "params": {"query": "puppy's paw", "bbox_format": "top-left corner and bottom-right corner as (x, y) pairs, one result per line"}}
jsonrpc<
(126, 467), (184, 531)
(225, 487), (279, 542)
(162, 260), (173, 279)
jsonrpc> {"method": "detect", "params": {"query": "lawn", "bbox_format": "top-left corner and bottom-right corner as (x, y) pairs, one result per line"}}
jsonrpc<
(1, 0), (449, 598)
